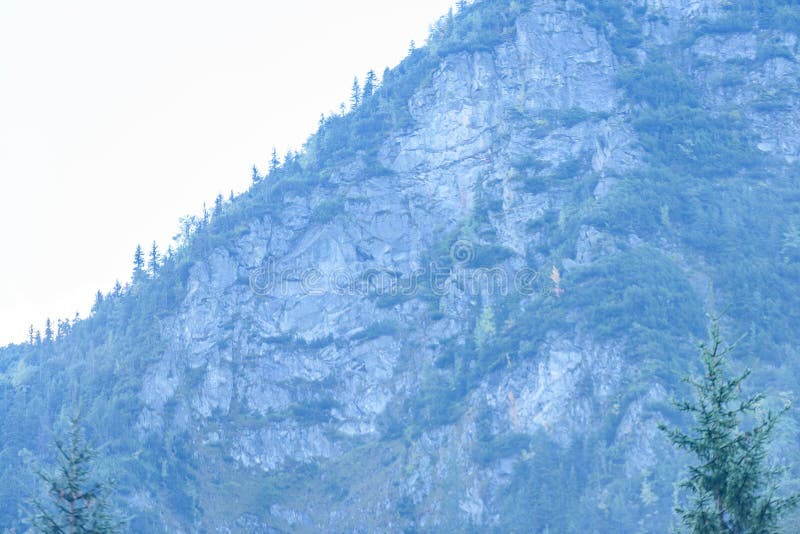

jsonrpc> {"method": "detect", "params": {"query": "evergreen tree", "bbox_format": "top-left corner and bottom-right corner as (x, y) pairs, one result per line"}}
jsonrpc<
(269, 148), (280, 174)
(56, 319), (69, 340)
(457, 0), (467, 11)
(93, 291), (103, 312)
(781, 221), (800, 261)
(148, 242), (159, 277)
(132, 245), (145, 278)
(34, 330), (42, 345)
(213, 194), (224, 217)
(27, 411), (126, 533)
(363, 70), (377, 100)
(44, 319), (53, 344)
(251, 164), (261, 184)
(283, 150), (298, 174)
(446, 7), (455, 35)
(112, 280), (122, 297)
(28, 324), (35, 345)
(350, 77), (361, 110)
(660, 319), (799, 533)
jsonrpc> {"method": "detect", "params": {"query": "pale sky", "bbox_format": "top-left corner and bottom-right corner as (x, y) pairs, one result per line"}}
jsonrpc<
(0, 0), (456, 346)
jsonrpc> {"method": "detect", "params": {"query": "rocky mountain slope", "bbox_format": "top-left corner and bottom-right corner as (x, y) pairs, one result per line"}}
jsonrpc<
(3, 0), (800, 531)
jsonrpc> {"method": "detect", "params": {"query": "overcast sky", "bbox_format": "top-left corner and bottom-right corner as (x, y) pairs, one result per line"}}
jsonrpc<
(0, 0), (455, 346)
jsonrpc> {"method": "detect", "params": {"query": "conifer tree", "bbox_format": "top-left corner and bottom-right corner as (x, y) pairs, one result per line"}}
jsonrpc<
(112, 280), (122, 297)
(781, 221), (800, 261)
(251, 164), (261, 184)
(363, 70), (377, 100)
(132, 245), (145, 278)
(269, 148), (280, 174)
(29, 324), (35, 345)
(350, 77), (361, 110)
(660, 319), (799, 533)
(446, 7), (455, 34)
(213, 194), (224, 217)
(148, 242), (159, 277)
(28, 411), (126, 533)
(44, 319), (53, 344)
(56, 319), (69, 340)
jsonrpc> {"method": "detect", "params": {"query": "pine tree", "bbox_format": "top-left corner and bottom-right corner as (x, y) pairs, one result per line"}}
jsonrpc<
(660, 319), (799, 533)
(251, 164), (261, 184)
(269, 148), (280, 175)
(363, 70), (377, 100)
(56, 319), (69, 340)
(29, 324), (35, 345)
(112, 280), (122, 297)
(27, 411), (126, 533)
(781, 221), (800, 261)
(148, 241), (159, 277)
(350, 77), (361, 110)
(132, 245), (145, 278)
(213, 194), (224, 217)
(44, 319), (53, 344)
(446, 7), (455, 35)
(283, 150), (297, 174)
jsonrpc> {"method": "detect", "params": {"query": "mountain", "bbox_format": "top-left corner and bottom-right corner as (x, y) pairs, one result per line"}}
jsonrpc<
(3, 0), (800, 531)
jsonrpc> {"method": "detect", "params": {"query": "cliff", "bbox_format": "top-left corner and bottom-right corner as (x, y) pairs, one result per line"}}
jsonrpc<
(2, 0), (800, 531)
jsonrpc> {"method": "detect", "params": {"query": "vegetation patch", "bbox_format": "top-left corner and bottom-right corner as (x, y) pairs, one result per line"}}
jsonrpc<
(472, 432), (531, 466)
(311, 199), (345, 224)
(350, 321), (399, 342)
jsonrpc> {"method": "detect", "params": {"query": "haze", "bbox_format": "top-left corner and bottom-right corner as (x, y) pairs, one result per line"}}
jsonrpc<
(0, 0), (455, 345)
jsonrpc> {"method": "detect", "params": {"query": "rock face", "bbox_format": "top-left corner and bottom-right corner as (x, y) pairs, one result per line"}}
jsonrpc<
(4, 0), (800, 532)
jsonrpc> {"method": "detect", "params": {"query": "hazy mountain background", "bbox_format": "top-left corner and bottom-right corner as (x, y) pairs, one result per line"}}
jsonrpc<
(3, 0), (800, 531)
